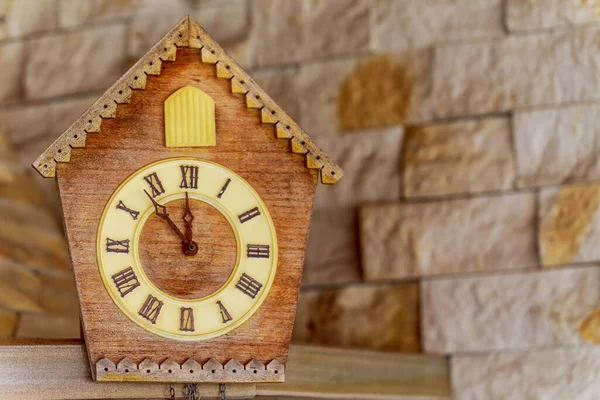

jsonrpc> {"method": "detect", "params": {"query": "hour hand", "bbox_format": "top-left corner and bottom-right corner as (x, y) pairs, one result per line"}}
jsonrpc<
(183, 192), (194, 242)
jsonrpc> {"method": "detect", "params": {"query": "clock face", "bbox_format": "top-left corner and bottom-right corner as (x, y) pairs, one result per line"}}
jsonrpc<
(97, 158), (278, 340)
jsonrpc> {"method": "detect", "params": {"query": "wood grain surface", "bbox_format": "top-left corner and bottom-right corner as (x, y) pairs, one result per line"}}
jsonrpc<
(56, 47), (317, 376)
(139, 198), (237, 299)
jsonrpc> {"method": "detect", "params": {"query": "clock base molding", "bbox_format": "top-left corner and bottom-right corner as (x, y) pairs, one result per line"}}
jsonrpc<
(95, 357), (285, 383)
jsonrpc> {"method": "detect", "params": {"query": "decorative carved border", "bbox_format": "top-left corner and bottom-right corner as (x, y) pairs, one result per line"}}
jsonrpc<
(96, 357), (284, 383)
(33, 16), (343, 184)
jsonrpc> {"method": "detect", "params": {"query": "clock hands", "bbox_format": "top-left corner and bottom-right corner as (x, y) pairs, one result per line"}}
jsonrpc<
(143, 190), (198, 256)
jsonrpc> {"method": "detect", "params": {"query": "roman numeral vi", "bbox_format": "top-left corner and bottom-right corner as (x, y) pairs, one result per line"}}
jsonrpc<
(138, 295), (163, 324)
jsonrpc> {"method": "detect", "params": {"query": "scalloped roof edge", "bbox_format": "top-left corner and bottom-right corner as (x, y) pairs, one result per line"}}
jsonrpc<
(32, 16), (343, 185)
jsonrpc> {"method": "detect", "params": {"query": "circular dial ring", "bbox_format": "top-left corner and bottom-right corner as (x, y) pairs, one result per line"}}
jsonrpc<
(97, 158), (278, 341)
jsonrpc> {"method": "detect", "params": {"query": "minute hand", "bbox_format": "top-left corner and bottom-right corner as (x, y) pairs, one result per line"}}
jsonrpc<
(144, 190), (187, 243)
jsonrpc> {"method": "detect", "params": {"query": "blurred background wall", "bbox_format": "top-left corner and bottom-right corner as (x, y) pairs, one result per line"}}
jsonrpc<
(4, 0), (600, 398)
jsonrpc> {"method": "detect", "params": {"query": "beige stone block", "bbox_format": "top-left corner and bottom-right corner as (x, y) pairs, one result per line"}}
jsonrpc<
(251, 0), (369, 67)
(58, 0), (136, 28)
(571, 0), (600, 25)
(0, 309), (17, 338)
(293, 283), (421, 352)
(0, 0), (58, 40)
(514, 104), (600, 187)
(0, 41), (24, 105)
(25, 24), (127, 100)
(0, 196), (57, 232)
(313, 126), (403, 210)
(304, 0), (370, 60)
(372, 0), (504, 52)
(452, 347), (600, 399)
(130, 0), (252, 67)
(39, 271), (77, 295)
(40, 292), (81, 317)
(0, 95), (97, 147)
(433, 28), (600, 118)
(16, 139), (63, 215)
(252, 67), (299, 121)
(39, 272), (79, 316)
(539, 184), (600, 266)
(303, 207), (360, 287)
(433, 33), (561, 117)
(422, 266), (600, 354)
(506, 0), (600, 32)
(192, 0), (252, 68)
(128, 1), (192, 58)
(299, 51), (433, 136)
(404, 117), (514, 197)
(249, 0), (304, 67)
(0, 264), (42, 300)
(360, 193), (537, 280)
(0, 284), (42, 313)
(16, 312), (81, 339)
(506, 0), (570, 32)
(568, 27), (600, 102)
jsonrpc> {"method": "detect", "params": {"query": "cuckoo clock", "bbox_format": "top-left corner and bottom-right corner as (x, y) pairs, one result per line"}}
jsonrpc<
(32, 16), (342, 384)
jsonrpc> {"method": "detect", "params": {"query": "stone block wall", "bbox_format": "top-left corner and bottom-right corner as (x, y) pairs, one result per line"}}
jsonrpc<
(3, 0), (600, 398)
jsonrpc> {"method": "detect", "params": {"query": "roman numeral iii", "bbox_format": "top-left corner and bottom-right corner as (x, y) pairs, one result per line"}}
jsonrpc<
(106, 238), (130, 254)
(116, 201), (139, 220)
(180, 307), (195, 332)
(180, 165), (199, 189)
(111, 267), (140, 297)
(138, 295), (163, 324)
(143, 172), (165, 198)
(235, 273), (263, 299)
(247, 244), (270, 258)
(238, 207), (260, 223)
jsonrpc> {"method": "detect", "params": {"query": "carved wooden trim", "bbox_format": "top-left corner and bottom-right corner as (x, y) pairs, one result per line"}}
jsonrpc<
(32, 16), (343, 184)
(188, 18), (343, 184)
(96, 357), (285, 383)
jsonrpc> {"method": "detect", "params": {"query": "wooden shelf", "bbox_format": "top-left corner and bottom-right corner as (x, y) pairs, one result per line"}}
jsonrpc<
(0, 340), (449, 399)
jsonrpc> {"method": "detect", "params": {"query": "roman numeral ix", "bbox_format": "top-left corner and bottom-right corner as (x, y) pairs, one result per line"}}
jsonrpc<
(180, 165), (199, 189)
(143, 172), (165, 198)
(235, 273), (263, 299)
(138, 295), (163, 324)
(106, 238), (130, 254)
(111, 267), (140, 297)
(180, 307), (195, 332)
(116, 201), (139, 220)
(238, 207), (260, 224)
(247, 244), (270, 259)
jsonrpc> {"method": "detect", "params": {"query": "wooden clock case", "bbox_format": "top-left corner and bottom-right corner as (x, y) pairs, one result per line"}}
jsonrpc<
(32, 16), (342, 383)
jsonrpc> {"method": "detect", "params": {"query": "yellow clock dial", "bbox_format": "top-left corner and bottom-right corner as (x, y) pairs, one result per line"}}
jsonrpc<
(97, 158), (278, 340)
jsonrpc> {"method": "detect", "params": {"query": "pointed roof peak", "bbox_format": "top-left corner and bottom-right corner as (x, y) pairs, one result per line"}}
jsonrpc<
(32, 15), (343, 184)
